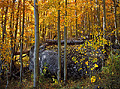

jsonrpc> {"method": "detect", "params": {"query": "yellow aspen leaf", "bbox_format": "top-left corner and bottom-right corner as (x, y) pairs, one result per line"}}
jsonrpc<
(91, 76), (96, 83)
(76, 49), (78, 51)
(94, 64), (98, 68)
(112, 72), (114, 75)
(98, 86), (100, 88)
(64, 21), (68, 27)
(52, 78), (58, 85)
(78, 47), (81, 49)
(85, 61), (88, 65)
(78, 68), (82, 71)
(87, 66), (90, 68)
(89, 39), (92, 41)
(91, 67), (94, 71)
(102, 49), (105, 52)
(92, 7), (94, 11)
(75, 60), (78, 64)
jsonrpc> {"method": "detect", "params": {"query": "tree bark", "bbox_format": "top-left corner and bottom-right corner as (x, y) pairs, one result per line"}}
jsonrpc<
(10, 0), (15, 79)
(103, 0), (106, 68)
(34, 0), (39, 88)
(64, 0), (67, 84)
(20, 0), (24, 84)
(114, 0), (118, 44)
(14, 0), (21, 53)
(75, 0), (78, 40)
(2, 2), (8, 43)
(57, 1), (61, 83)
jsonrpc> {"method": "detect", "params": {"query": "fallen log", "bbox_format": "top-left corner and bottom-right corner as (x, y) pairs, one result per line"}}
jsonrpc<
(14, 50), (29, 55)
(14, 39), (85, 55)
(45, 39), (85, 45)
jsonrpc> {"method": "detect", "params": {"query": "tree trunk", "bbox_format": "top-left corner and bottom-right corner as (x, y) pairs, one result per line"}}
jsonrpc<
(75, 0), (77, 39)
(20, 0), (24, 84)
(57, 1), (61, 83)
(64, 0), (67, 84)
(2, 3), (8, 43)
(14, 0), (21, 53)
(103, 0), (106, 68)
(34, 0), (39, 88)
(114, 0), (118, 44)
(1, 7), (4, 37)
(10, 0), (15, 79)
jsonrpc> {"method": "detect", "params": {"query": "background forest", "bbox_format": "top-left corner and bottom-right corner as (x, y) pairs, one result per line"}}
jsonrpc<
(0, 0), (120, 89)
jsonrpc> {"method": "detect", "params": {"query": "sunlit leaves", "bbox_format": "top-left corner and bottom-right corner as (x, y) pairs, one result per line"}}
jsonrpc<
(72, 57), (78, 64)
(94, 64), (98, 68)
(91, 76), (96, 83)
(85, 61), (88, 65)
(93, 58), (98, 63)
(0, 0), (119, 85)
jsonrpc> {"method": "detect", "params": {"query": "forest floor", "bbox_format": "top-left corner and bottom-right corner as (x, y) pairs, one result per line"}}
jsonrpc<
(1, 41), (120, 89)
(0, 70), (120, 89)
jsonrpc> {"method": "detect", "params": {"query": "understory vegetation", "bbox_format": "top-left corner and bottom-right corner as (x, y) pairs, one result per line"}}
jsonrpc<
(0, 0), (120, 88)
(0, 44), (120, 89)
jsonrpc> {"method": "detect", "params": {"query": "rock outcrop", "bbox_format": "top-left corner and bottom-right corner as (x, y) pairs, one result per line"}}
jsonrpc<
(29, 44), (103, 79)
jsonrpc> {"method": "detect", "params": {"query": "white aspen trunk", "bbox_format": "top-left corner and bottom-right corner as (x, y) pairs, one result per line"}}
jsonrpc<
(64, 0), (67, 84)
(57, 1), (61, 83)
(114, 0), (118, 44)
(103, 0), (106, 68)
(20, 0), (24, 83)
(34, 0), (39, 88)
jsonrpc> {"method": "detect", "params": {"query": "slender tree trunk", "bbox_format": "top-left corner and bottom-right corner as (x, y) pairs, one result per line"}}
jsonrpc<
(1, 7), (4, 36)
(10, 9), (14, 79)
(14, 0), (20, 53)
(42, 20), (45, 42)
(64, 0), (67, 84)
(2, 3), (8, 43)
(86, 0), (90, 35)
(97, 1), (101, 45)
(70, 22), (72, 39)
(10, 0), (15, 78)
(118, 1), (120, 44)
(20, 0), (24, 84)
(90, 1), (93, 35)
(19, 1), (21, 46)
(97, 0), (101, 28)
(5, 65), (8, 89)
(57, 1), (61, 83)
(96, 0), (101, 45)
(114, 0), (118, 44)
(75, 0), (78, 39)
(30, 12), (33, 46)
(34, 0), (39, 88)
(103, 0), (106, 68)
(84, 14), (86, 36)
(0, 7), (4, 68)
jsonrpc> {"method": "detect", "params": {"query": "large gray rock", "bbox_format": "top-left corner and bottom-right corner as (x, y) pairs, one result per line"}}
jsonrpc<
(39, 50), (59, 74)
(29, 45), (102, 79)
(29, 45), (59, 75)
